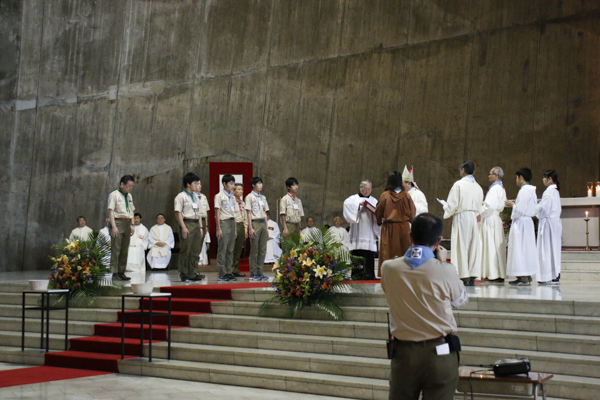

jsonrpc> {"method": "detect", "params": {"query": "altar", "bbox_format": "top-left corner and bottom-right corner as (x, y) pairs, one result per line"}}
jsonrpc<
(560, 197), (600, 249)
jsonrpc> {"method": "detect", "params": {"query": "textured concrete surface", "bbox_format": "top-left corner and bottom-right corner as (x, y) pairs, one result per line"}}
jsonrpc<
(1, 1), (600, 271)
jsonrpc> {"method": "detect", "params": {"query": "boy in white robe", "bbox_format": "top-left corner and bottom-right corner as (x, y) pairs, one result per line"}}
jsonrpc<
(97, 218), (112, 270)
(505, 168), (539, 285)
(195, 185), (211, 266)
(265, 212), (282, 263)
(126, 213), (149, 274)
(437, 161), (484, 286)
(328, 217), (350, 251)
(70, 216), (93, 241)
(147, 214), (175, 270)
(480, 167), (507, 282)
(343, 180), (380, 280)
(536, 170), (562, 284)
(401, 166), (428, 216)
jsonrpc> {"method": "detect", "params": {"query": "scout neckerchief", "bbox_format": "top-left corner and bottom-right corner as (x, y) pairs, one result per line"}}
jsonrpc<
(118, 188), (130, 212)
(184, 189), (198, 215)
(404, 245), (435, 269)
(235, 196), (244, 217)
(223, 188), (236, 209)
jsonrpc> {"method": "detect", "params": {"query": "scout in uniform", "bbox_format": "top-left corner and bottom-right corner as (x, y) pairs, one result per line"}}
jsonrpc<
(232, 183), (248, 277)
(215, 174), (238, 281)
(280, 177), (304, 237)
(245, 177), (270, 280)
(107, 175), (136, 281)
(174, 172), (205, 282)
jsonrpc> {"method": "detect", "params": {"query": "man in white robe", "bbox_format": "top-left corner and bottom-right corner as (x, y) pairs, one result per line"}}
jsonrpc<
(505, 167), (539, 285)
(265, 212), (281, 263)
(328, 217), (350, 251)
(195, 186), (211, 266)
(437, 161), (483, 286)
(343, 180), (380, 280)
(70, 216), (93, 241)
(97, 218), (112, 270)
(301, 217), (321, 243)
(147, 214), (175, 270)
(480, 167), (507, 282)
(401, 166), (428, 216)
(536, 171), (562, 284)
(126, 213), (149, 274)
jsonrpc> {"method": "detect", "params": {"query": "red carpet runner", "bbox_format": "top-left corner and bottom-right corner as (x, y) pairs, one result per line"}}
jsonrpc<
(0, 366), (111, 388)
(44, 282), (268, 372)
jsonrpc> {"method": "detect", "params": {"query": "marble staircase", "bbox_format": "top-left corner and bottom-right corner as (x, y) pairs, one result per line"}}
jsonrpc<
(1, 282), (599, 399)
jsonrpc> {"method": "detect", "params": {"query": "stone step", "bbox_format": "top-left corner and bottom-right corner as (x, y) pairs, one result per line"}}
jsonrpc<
(189, 313), (387, 340)
(0, 304), (119, 323)
(0, 345), (46, 365)
(455, 310), (600, 335)
(461, 345), (600, 379)
(146, 341), (390, 380)
(0, 330), (83, 351)
(0, 316), (96, 336)
(118, 358), (389, 400)
(460, 327), (600, 357)
(0, 292), (140, 309)
(231, 288), (390, 307)
(171, 327), (386, 359)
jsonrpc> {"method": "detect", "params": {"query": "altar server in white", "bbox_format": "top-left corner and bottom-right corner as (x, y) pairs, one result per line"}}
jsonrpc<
(480, 167), (507, 282)
(343, 180), (380, 280)
(70, 216), (93, 241)
(126, 213), (149, 273)
(536, 170), (562, 284)
(437, 161), (484, 286)
(401, 166), (428, 216)
(196, 184), (211, 266)
(505, 168), (539, 285)
(98, 218), (112, 269)
(265, 212), (282, 263)
(301, 217), (321, 243)
(328, 217), (350, 251)
(147, 214), (175, 269)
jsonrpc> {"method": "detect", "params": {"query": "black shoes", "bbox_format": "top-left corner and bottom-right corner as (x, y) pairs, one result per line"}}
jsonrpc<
(232, 272), (246, 278)
(113, 273), (131, 281)
(191, 274), (205, 281)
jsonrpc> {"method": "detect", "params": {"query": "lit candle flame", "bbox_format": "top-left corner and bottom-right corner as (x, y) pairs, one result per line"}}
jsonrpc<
(586, 211), (589, 219)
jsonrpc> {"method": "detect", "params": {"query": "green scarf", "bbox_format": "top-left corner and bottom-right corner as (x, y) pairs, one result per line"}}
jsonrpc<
(184, 189), (196, 203)
(118, 188), (130, 212)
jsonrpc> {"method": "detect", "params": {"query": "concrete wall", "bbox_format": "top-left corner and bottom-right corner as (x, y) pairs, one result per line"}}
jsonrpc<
(1, 0), (600, 271)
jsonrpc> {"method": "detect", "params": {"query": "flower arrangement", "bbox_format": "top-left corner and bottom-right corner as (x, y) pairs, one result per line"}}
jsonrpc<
(259, 228), (362, 320)
(49, 232), (113, 306)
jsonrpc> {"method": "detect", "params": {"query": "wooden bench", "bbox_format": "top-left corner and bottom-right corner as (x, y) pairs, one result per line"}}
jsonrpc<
(457, 368), (553, 400)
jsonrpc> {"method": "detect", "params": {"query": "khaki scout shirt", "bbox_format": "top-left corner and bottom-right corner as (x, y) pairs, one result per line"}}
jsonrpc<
(245, 191), (269, 220)
(280, 193), (304, 223)
(214, 190), (236, 220)
(174, 191), (200, 220)
(108, 189), (135, 219)
(197, 193), (210, 218)
(234, 197), (248, 229)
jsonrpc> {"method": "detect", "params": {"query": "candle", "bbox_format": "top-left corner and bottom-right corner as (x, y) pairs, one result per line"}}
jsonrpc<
(586, 211), (589, 219)
(588, 189), (593, 197)
(596, 185), (600, 197)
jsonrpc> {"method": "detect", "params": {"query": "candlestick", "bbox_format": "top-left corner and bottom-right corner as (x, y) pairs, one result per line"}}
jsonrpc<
(585, 216), (591, 251)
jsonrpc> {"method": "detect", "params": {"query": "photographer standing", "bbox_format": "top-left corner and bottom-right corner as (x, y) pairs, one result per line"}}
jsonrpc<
(381, 213), (468, 400)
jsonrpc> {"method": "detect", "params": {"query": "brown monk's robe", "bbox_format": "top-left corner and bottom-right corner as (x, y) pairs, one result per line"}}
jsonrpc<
(375, 190), (416, 275)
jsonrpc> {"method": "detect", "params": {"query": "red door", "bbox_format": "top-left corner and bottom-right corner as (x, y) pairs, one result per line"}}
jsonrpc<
(208, 162), (253, 262)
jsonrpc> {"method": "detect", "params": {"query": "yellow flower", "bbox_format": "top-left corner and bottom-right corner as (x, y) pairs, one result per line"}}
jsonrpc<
(300, 233), (305, 241)
(60, 255), (69, 264)
(303, 272), (310, 281)
(313, 265), (326, 279)
(290, 249), (298, 258)
(302, 258), (315, 268)
(65, 239), (79, 251)
(299, 253), (307, 261)
(327, 269), (332, 276)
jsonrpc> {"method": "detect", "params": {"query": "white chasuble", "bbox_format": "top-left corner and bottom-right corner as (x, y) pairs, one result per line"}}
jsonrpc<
(506, 185), (539, 277)
(408, 187), (428, 217)
(536, 184), (562, 282)
(480, 183), (507, 280)
(265, 219), (281, 263)
(126, 224), (149, 273)
(147, 224), (175, 269)
(440, 176), (484, 279)
(343, 194), (380, 252)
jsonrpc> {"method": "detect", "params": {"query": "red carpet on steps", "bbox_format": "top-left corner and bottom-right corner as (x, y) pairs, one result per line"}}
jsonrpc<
(0, 365), (111, 388)
(44, 282), (268, 372)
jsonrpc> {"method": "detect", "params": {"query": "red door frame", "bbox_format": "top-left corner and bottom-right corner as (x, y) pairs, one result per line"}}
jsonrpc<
(208, 162), (253, 260)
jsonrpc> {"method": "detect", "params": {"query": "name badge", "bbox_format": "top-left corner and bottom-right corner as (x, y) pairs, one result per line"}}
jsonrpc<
(293, 204), (299, 210)
(192, 203), (198, 209)
(253, 206), (259, 212)
(223, 205), (230, 211)
(258, 200), (264, 206)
